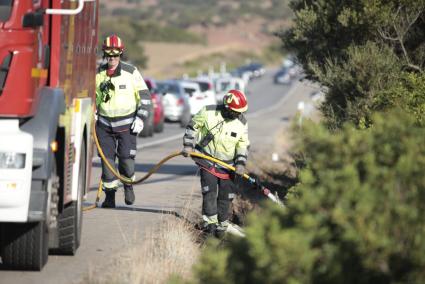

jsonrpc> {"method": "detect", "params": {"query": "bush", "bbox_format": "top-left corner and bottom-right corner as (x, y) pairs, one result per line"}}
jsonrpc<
(191, 110), (425, 284)
(280, 0), (425, 130)
(314, 42), (402, 129)
(282, 0), (424, 80)
(379, 72), (425, 127)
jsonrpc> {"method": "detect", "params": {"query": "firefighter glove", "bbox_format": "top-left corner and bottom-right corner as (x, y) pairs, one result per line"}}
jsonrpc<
(131, 117), (144, 134)
(182, 146), (193, 157)
(233, 164), (245, 186)
(254, 176), (262, 190)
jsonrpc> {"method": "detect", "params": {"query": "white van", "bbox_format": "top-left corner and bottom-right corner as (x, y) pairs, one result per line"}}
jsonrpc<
(191, 78), (217, 106)
(181, 80), (209, 116)
(215, 77), (246, 104)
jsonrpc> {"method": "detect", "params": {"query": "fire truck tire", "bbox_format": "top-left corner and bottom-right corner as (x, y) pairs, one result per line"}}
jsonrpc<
(0, 221), (49, 271)
(55, 141), (85, 255)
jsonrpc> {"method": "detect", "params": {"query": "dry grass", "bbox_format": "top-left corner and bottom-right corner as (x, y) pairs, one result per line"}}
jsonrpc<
(83, 217), (201, 284)
(142, 41), (249, 79)
(80, 127), (304, 284)
(141, 18), (279, 79)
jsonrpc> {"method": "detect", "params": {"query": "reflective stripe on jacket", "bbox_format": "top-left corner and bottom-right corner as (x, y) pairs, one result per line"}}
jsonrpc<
(96, 61), (151, 131)
(184, 105), (249, 166)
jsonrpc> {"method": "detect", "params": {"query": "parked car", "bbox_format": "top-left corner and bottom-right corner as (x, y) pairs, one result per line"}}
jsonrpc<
(215, 76), (246, 104)
(273, 66), (292, 85)
(191, 78), (217, 106)
(233, 62), (266, 81)
(144, 78), (165, 133)
(274, 63), (303, 85)
(157, 80), (191, 127)
(181, 81), (206, 116)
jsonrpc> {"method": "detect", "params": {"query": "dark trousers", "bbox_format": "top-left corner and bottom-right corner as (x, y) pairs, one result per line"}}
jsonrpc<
(200, 168), (235, 222)
(96, 123), (137, 189)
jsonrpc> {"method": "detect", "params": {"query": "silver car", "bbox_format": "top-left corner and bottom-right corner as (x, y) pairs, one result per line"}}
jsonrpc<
(157, 80), (192, 127)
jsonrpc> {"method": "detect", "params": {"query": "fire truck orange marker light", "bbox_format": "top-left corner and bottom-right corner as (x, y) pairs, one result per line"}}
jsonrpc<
(31, 68), (48, 78)
(50, 141), (58, 153)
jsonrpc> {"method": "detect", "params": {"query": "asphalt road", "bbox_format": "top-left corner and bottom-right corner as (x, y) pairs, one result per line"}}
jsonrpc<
(0, 69), (318, 284)
(131, 68), (293, 150)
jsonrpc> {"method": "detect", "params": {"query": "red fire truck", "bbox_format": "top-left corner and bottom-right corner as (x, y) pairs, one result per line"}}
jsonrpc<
(0, 0), (98, 270)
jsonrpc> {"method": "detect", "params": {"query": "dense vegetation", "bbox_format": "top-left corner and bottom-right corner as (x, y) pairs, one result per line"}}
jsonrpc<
(189, 1), (425, 283)
(191, 110), (425, 284)
(281, 0), (425, 129)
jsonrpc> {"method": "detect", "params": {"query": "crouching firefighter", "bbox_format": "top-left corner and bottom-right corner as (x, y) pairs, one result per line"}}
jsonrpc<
(182, 89), (250, 237)
(95, 34), (152, 208)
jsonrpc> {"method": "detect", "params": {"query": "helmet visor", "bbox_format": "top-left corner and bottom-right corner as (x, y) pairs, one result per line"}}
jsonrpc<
(104, 48), (122, 56)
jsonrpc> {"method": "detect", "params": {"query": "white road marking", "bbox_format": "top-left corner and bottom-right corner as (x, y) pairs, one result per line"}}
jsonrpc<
(137, 133), (183, 150)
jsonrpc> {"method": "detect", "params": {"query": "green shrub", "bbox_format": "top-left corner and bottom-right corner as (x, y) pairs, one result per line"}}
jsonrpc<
(378, 72), (425, 127)
(191, 110), (425, 284)
(280, 0), (425, 130)
(282, 0), (424, 80)
(314, 42), (402, 129)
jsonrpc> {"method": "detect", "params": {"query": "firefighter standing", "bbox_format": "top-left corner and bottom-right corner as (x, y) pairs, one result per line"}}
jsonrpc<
(182, 89), (249, 237)
(96, 35), (152, 208)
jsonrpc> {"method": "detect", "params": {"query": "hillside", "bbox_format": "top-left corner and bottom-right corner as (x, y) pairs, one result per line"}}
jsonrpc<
(100, 0), (292, 29)
(99, 0), (293, 77)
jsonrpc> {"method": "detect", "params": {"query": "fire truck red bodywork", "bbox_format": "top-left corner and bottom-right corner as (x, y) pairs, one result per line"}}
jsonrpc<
(0, 0), (99, 271)
(0, 0), (97, 117)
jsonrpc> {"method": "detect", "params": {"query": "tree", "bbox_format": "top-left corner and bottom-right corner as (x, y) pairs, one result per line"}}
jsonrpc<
(279, 0), (425, 128)
(282, 0), (424, 77)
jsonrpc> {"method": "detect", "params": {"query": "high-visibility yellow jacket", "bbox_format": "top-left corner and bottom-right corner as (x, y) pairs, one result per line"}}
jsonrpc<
(183, 105), (249, 166)
(96, 61), (151, 132)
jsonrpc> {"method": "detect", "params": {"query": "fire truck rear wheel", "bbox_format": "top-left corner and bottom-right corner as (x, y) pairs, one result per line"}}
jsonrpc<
(55, 141), (85, 255)
(0, 221), (49, 271)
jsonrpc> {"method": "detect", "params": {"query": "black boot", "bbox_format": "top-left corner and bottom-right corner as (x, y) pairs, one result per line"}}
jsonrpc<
(124, 184), (135, 205)
(215, 221), (228, 239)
(101, 190), (116, 208)
(215, 227), (226, 239)
(204, 223), (217, 236)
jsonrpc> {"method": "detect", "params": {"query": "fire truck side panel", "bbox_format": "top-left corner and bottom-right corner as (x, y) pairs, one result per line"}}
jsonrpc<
(54, 0), (98, 205)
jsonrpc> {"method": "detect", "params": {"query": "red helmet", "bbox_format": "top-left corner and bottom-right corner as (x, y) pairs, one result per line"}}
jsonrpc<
(223, 89), (248, 113)
(102, 34), (124, 56)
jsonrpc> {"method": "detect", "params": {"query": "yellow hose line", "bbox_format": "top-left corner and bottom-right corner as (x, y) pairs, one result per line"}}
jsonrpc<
(93, 120), (184, 184)
(93, 121), (247, 185)
(84, 121), (258, 211)
(83, 180), (103, 211)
